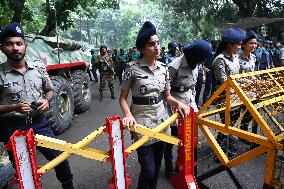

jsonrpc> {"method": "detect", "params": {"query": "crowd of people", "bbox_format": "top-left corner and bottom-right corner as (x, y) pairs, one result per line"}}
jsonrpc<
(0, 20), (284, 189)
(85, 23), (284, 188)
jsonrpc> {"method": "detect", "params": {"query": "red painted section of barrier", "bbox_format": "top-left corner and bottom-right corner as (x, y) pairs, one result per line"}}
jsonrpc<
(106, 116), (132, 189)
(171, 108), (198, 189)
(5, 129), (42, 189)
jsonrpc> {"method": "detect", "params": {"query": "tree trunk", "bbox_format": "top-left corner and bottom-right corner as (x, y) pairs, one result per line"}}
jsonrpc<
(11, 0), (26, 23)
(232, 0), (256, 18)
(40, 0), (79, 36)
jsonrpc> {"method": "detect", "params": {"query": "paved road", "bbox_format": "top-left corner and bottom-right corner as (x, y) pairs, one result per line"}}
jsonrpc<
(7, 79), (270, 189)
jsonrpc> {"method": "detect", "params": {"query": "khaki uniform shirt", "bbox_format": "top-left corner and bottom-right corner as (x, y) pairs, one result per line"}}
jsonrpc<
(213, 51), (240, 88)
(0, 60), (54, 118)
(168, 55), (198, 111)
(121, 58), (170, 146)
(239, 51), (256, 73)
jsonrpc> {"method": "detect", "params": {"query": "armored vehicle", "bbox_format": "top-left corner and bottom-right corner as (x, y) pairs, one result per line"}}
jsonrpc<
(0, 35), (92, 187)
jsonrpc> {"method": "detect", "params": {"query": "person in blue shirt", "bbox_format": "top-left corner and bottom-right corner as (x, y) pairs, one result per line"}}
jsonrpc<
(131, 47), (140, 61)
(202, 39), (218, 105)
(117, 48), (128, 84)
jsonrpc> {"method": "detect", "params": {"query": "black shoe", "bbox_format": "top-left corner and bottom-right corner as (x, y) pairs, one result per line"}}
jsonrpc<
(111, 95), (116, 99)
(62, 182), (74, 189)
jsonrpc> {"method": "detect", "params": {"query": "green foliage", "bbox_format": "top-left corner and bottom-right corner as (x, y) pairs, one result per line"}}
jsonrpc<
(0, 0), (14, 26)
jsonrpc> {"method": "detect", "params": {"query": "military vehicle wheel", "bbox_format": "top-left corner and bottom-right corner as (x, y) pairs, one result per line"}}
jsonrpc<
(0, 145), (15, 188)
(47, 76), (74, 135)
(71, 70), (91, 113)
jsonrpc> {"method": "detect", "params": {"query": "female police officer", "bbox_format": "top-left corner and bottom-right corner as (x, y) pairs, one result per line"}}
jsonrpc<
(165, 40), (212, 177)
(119, 21), (189, 189)
(213, 27), (246, 152)
(239, 31), (258, 136)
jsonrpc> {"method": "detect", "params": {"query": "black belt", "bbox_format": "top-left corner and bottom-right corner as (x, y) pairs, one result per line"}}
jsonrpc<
(171, 86), (190, 92)
(132, 96), (163, 105)
(0, 114), (44, 125)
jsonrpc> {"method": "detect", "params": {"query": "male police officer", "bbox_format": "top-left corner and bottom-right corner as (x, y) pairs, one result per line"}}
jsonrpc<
(0, 22), (74, 189)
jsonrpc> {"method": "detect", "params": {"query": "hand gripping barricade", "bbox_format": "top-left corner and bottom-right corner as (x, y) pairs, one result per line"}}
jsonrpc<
(4, 108), (197, 189)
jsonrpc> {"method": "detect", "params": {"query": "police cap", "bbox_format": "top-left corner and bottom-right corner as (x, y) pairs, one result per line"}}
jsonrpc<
(183, 40), (212, 65)
(168, 41), (178, 49)
(0, 22), (25, 44)
(242, 31), (257, 44)
(221, 28), (246, 43)
(136, 21), (156, 50)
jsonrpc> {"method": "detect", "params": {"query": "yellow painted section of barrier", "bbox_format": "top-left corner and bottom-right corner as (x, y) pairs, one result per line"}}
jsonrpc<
(37, 125), (107, 174)
(129, 124), (180, 145)
(197, 67), (284, 187)
(125, 112), (179, 154)
(36, 135), (108, 161)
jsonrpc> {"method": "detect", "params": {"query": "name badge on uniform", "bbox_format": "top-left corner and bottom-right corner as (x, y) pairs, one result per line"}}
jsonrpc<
(137, 75), (148, 79)
(11, 93), (20, 101)
(140, 85), (147, 94)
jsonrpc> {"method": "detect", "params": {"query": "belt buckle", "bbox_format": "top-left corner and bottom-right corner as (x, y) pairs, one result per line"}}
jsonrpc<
(149, 97), (156, 105)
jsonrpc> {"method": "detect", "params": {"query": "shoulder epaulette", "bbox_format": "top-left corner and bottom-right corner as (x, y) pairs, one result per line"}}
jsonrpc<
(128, 61), (139, 67)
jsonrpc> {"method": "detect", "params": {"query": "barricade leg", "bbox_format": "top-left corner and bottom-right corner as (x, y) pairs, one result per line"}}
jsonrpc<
(171, 108), (198, 189)
(106, 116), (131, 189)
(5, 128), (41, 189)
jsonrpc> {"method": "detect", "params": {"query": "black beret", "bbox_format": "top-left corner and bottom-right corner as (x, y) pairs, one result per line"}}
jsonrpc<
(136, 21), (156, 50)
(0, 22), (25, 44)
(242, 31), (257, 44)
(168, 41), (178, 49)
(183, 40), (212, 65)
(222, 28), (246, 43)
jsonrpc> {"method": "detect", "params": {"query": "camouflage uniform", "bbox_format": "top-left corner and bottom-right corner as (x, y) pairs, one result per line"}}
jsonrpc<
(96, 54), (115, 100)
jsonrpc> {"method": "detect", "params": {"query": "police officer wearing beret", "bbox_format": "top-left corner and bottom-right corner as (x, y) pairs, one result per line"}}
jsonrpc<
(119, 21), (189, 189)
(239, 31), (259, 139)
(0, 22), (74, 189)
(213, 27), (246, 152)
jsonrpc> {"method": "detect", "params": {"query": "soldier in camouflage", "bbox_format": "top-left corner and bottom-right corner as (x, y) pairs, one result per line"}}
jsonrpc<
(96, 45), (115, 101)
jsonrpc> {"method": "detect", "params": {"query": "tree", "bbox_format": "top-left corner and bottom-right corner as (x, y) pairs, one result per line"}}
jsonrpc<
(0, 0), (120, 36)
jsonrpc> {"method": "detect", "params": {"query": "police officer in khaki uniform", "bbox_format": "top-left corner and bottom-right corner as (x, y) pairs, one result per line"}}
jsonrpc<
(239, 31), (257, 74)
(166, 40), (212, 177)
(239, 31), (258, 139)
(213, 27), (246, 153)
(96, 45), (115, 101)
(119, 21), (189, 189)
(0, 22), (74, 189)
